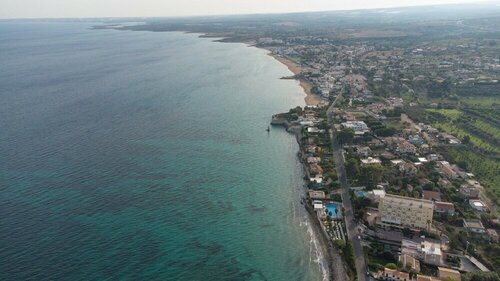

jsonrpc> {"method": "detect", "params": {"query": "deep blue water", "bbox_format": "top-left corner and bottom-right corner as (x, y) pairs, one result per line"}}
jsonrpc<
(0, 22), (327, 280)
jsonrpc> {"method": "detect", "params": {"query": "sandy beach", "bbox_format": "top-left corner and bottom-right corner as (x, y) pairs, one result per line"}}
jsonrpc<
(269, 54), (323, 106)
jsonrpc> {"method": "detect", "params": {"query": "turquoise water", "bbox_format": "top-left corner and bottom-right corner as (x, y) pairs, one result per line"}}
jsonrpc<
(325, 203), (342, 220)
(0, 22), (327, 280)
(355, 191), (366, 198)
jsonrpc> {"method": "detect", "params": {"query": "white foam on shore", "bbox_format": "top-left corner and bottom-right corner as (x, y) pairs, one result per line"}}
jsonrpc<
(301, 217), (329, 281)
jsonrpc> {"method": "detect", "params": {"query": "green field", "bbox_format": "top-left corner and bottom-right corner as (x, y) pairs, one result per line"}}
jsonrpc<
(425, 108), (500, 154)
(440, 147), (500, 205)
(426, 108), (462, 120)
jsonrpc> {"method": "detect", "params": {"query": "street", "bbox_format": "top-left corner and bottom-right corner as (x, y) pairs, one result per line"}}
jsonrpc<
(328, 101), (369, 281)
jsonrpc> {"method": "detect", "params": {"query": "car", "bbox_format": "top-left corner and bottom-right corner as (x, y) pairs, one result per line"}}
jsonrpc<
(357, 235), (361, 240)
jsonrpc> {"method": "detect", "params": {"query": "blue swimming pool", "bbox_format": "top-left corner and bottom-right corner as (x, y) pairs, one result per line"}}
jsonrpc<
(325, 203), (342, 219)
(355, 191), (366, 198)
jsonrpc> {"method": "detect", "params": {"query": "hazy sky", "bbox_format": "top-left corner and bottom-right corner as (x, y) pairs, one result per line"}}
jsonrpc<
(0, 0), (484, 19)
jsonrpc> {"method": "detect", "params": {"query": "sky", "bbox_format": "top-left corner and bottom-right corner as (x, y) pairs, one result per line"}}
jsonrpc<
(0, 0), (486, 19)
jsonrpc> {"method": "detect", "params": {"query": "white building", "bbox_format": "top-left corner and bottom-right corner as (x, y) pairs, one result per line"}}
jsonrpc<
(341, 121), (369, 134)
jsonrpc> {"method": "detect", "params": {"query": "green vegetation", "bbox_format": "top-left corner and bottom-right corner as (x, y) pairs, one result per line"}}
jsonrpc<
(463, 271), (500, 281)
(333, 240), (357, 279)
(426, 108), (462, 120)
(439, 147), (500, 204)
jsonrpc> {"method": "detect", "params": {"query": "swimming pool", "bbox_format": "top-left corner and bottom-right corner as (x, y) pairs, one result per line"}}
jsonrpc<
(355, 190), (366, 198)
(325, 203), (342, 219)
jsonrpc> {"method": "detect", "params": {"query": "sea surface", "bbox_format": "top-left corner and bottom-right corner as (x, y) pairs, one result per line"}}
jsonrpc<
(0, 21), (326, 281)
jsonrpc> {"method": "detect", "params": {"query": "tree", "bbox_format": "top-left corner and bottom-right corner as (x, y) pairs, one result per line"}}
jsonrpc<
(337, 129), (355, 144)
(463, 272), (500, 281)
(359, 164), (384, 187)
(402, 227), (413, 237)
(385, 263), (397, 270)
(345, 158), (360, 178)
(462, 135), (471, 144)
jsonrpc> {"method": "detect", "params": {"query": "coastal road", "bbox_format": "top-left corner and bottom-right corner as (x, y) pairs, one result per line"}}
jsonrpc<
(327, 102), (368, 281)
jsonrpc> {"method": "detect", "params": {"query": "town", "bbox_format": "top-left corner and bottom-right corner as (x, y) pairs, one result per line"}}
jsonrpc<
(111, 5), (500, 281)
(272, 88), (498, 281)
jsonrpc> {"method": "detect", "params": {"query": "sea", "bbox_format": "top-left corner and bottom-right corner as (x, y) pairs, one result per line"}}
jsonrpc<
(0, 21), (327, 281)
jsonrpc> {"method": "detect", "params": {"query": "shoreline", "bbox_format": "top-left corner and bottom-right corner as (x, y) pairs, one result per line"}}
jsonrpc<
(267, 53), (324, 107)
(94, 25), (336, 280)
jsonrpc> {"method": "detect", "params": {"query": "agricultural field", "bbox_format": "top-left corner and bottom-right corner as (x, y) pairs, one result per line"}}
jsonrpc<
(424, 108), (500, 154)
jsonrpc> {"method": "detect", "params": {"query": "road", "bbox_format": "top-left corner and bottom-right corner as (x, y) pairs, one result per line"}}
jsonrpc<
(327, 101), (368, 281)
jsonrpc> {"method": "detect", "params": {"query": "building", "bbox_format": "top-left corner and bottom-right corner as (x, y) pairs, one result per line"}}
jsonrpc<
(459, 186), (480, 199)
(469, 199), (488, 212)
(361, 157), (382, 166)
(486, 229), (499, 242)
(417, 275), (440, 281)
(434, 202), (455, 216)
(438, 161), (458, 179)
(421, 240), (443, 265)
(341, 121), (369, 134)
(364, 208), (379, 226)
(309, 163), (323, 175)
(378, 194), (434, 230)
(397, 140), (417, 154)
(356, 146), (372, 157)
(398, 162), (418, 177)
(423, 191), (441, 201)
(367, 189), (386, 202)
(463, 219), (486, 234)
(307, 157), (321, 164)
(380, 268), (410, 281)
(308, 190), (326, 199)
(399, 254), (420, 272)
(438, 267), (461, 281)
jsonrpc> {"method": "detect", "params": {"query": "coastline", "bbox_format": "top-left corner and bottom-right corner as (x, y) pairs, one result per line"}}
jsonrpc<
(93, 25), (337, 280)
(267, 53), (323, 107)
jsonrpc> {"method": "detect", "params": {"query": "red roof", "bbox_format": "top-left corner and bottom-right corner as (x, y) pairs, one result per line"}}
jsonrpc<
(423, 191), (441, 201)
(435, 201), (454, 210)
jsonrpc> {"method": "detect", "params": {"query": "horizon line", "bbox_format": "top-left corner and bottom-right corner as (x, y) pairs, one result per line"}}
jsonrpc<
(0, 0), (497, 21)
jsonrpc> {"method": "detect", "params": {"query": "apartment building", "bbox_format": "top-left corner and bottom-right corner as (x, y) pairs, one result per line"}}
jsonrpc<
(378, 194), (434, 230)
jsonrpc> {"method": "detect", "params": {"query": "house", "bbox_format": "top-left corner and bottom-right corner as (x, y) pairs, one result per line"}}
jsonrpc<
(309, 163), (323, 175)
(308, 190), (326, 200)
(380, 268), (410, 281)
(391, 159), (404, 166)
(310, 176), (323, 185)
(307, 157), (321, 164)
(380, 150), (396, 160)
(427, 154), (439, 161)
(438, 267), (461, 281)
(398, 162), (418, 177)
(399, 254), (420, 272)
(397, 140), (417, 154)
(361, 157), (382, 166)
(459, 186), (480, 199)
(313, 201), (325, 216)
(486, 229), (499, 242)
(307, 127), (325, 134)
(356, 146), (372, 157)
(420, 144), (430, 153)
(367, 189), (386, 202)
(469, 199), (488, 212)
(463, 219), (486, 234)
(421, 240), (443, 265)
(305, 145), (320, 154)
(409, 135), (425, 146)
(423, 191), (441, 201)
(364, 208), (379, 226)
(417, 275), (440, 281)
(438, 161), (458, 179)
(434, 202), (455, 216)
